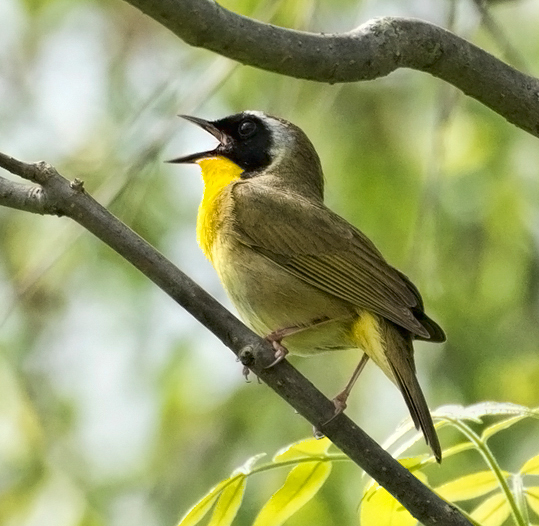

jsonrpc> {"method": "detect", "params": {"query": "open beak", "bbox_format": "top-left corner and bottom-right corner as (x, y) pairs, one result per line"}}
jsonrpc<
(168, 115), (228, 164)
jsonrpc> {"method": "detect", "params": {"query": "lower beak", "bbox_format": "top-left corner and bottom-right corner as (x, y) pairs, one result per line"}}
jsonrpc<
(167, 115), (226, 164)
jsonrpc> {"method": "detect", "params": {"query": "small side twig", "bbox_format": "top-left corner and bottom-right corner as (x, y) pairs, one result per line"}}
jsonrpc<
(0, 175), (48, 214)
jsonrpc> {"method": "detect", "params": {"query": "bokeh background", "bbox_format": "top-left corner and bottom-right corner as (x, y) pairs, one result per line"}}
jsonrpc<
(1, 0), (539, 524)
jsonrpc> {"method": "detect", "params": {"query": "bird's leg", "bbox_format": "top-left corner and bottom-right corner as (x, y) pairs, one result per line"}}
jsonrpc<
(265, 317), (331, 368)
(325, 353), (370, 423)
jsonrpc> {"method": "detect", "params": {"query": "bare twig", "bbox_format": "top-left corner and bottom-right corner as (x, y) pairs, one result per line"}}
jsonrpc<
(0, 175), (48, 214)
(0, 152), (472, 526)
(123, 0), (539, 138)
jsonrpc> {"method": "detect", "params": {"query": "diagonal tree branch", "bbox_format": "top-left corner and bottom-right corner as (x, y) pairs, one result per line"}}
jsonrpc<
(124, 0), (539, 138)
(0, 152), (472, 526)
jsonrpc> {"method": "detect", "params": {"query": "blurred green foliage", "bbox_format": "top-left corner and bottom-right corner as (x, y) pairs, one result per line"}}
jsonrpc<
(180, 405), (539, 526)
(1, 0), (539, 525)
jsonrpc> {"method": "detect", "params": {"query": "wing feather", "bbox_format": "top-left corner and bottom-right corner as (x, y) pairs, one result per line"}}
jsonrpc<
(231, 183), (434, 338)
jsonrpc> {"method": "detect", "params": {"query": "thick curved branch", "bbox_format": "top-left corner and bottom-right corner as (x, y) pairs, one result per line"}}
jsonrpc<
(0, 152), (471, 526)
(125, 0), (539, 137)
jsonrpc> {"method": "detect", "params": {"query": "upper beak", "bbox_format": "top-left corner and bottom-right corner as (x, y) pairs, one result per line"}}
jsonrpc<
(167, 115), (227, 164)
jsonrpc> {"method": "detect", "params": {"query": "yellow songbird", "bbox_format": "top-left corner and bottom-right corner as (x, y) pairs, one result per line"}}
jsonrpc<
(170, 111), (445, 461)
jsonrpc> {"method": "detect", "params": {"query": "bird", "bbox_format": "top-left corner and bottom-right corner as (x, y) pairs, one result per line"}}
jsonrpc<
(169, 111), (446, 462)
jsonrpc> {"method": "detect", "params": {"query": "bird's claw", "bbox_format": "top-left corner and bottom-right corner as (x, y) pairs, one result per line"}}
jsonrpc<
(264, 339), (289, 368)
(264, 334), (289, 368)
(321, 393), (348, 426)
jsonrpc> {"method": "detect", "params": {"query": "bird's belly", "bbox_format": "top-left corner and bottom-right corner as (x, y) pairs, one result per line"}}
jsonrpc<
(212, 237), (357, 356)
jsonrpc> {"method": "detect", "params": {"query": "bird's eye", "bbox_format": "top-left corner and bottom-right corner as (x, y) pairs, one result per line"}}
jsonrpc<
(238, 119), (256, 138)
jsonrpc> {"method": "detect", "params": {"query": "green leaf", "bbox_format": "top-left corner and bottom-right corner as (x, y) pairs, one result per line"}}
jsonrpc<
(360, 458), (428, 526)
(207, 475), (246, 526)
(476, 403), (537, 417)
(470, 493), (511, 526)
(435, 402), (536, 424)
(360, 481), (418, 526)
(273, 437), (332, 462)
(178, 452), (262, 526)
(381, 419), (417, 450)
(433, 404), (484, 423)
(439, 441), (476, 459)
(383, 425), (440, 462)
(435, 470), (509, 502)
(396, 456), (432, 472)
(520, 454), (539, 475)
(236, 453), (266, 474)
(253, 461), (332, 526)
(481, 415), (528, 441)
(525, 487), (539, 516)
(178, 479), (229, 526)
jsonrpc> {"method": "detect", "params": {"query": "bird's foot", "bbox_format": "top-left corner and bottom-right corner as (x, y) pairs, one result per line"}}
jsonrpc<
(264, 333), (289, 368)
(322, 353), (369, 426)
(321, 392), (349, 426)
(312, 426), (325, 439)
(332, 391), (349, 415)
(264, 320), (330, 368)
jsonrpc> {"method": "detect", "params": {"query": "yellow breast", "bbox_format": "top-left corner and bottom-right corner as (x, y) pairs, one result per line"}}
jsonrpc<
(196, 156), (244, 263)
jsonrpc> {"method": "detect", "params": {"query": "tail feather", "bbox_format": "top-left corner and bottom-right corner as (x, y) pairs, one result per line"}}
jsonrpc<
(390, 362), (442, 462)
(384, 324), (442, 462)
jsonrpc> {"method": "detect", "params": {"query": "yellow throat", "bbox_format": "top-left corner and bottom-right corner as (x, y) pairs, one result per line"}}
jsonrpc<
(196, 156), (243, 262)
